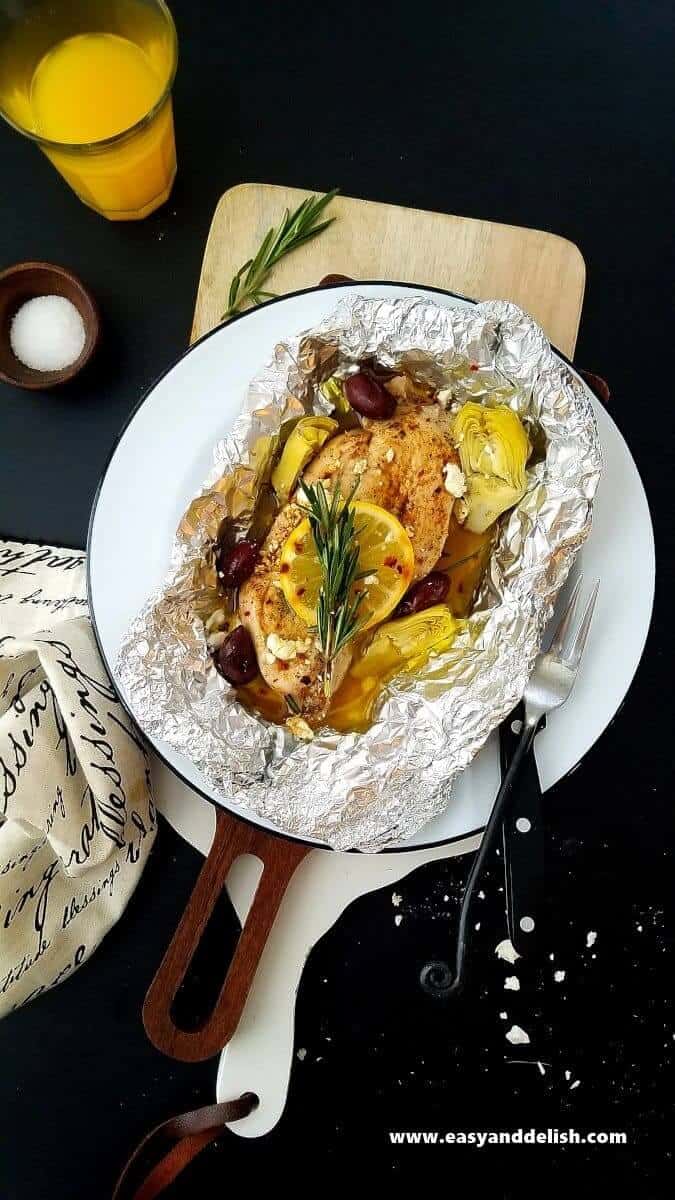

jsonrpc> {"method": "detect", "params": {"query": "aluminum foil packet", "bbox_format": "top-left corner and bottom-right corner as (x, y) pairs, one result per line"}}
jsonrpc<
(118, 295), (602, 851)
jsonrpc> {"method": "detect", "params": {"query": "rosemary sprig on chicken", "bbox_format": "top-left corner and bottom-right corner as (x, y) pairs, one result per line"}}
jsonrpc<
(298, 480), (366, 696)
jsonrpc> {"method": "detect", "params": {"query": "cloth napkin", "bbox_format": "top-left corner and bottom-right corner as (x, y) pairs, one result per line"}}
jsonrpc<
(0, 539), (156, 1018)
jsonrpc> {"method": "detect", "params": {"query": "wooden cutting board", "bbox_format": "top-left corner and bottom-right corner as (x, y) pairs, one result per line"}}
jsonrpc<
(191, 184), (586, 358)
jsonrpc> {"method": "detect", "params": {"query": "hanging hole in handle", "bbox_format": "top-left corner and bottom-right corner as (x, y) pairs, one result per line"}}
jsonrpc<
(170, 854), (265, 1032)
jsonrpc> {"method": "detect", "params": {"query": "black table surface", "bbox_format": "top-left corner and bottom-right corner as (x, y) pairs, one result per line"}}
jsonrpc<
(1, 0), (672, 1194)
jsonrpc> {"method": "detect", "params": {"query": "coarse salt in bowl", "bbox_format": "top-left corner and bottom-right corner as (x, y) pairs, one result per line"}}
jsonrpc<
(10, 294), (86, 371)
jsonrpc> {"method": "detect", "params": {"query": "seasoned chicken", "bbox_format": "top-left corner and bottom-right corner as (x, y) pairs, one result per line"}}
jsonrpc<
(238, 501), (347, 725)
(304, 404), (459, 579)
(238, 403), (461, 725)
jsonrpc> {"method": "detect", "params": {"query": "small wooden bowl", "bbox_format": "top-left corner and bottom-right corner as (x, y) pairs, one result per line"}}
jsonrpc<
(0, 261), (100, 389)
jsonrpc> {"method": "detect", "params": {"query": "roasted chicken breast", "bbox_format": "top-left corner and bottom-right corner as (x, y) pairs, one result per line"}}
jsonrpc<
(238, 403), (461, 724)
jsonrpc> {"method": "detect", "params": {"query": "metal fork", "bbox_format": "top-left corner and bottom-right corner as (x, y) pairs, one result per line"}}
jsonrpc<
(432, 574), (599, 997)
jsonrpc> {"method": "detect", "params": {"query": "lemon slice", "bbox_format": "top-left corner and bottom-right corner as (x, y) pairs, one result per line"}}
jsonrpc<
(279, 500), (415, 630)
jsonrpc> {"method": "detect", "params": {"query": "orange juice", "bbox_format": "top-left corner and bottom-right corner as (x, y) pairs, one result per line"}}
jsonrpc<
(0, 1), (177, 220)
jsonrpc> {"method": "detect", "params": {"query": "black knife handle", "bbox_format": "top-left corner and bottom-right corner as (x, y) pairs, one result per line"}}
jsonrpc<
(499, 703), (546, 956)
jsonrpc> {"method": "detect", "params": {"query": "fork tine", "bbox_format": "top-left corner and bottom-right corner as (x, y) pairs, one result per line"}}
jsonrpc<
(565, 579), (599, 670)
(548, 574), (584, 658)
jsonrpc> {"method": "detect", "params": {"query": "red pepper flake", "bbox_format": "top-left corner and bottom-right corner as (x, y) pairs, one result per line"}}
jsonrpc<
(300, 675), (311, 685)
(294, 541), (305, 552)
(384, 555), (398, 568)
(278, 661), (289, 671)
(433, 486), (442, 495)
(470, 362), (479, 372)
(296, 587), (305, 597)
(280, 563), (290, 574)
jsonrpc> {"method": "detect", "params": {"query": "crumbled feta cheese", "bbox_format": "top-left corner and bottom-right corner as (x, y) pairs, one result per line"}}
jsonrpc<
(384, 448), (395, 463)
(363, 574), (377, 586)
(442, 462), (466, 497)
(352, 458), (368, 476)
(266, 633), (299, 661)
(454, 497), (469, 524)
(495, 939), (520, 964)
(504, 976), (520, 991)
(286, 715), (314, 741)
(264, 651), (276, 665)
(505, 1025), (530, 1046)
(436, 387), (453, 409)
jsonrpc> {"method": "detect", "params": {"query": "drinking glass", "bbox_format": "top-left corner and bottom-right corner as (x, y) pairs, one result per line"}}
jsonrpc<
(0, 0), (178, 220)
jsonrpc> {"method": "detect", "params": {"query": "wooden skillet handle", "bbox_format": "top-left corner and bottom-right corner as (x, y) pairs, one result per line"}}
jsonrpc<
(143, 810), (309, 1062)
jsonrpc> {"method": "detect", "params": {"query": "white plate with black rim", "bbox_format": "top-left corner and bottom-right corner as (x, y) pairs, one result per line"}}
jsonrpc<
(87, 282), (655, 853)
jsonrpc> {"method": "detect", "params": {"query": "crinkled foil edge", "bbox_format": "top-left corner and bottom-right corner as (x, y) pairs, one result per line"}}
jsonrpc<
(118, 296), (602, 851)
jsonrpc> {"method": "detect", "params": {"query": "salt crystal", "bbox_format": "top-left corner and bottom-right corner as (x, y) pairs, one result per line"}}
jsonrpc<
(537, 1062), (546, 1076)
(504, 976), (520, 991)
(554, 969), (566, 983)
(499, 1012), (508, 1020)
(10, 295), (86, 372)
(394, 914), (402, 927)
(570, 1080), (580, 1090)
(297, 1047), (307, 1061)
(391, 892), (402, 907)
(564, 1069), (571, 1081)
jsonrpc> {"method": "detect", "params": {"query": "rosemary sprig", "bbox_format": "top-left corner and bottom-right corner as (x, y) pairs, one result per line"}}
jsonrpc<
(223, 190), (339, 321)
(299, 480), (365, 696)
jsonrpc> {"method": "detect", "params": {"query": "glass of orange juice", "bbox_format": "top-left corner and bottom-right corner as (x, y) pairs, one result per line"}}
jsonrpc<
(0, 0), (178, 220)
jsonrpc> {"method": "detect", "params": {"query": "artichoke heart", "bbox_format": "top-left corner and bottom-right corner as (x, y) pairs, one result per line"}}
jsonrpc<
(329, 605), (459, 733)
(320, 375), (350, 413)
(453, 402), (531, 534)
(271, 415), (338, 502)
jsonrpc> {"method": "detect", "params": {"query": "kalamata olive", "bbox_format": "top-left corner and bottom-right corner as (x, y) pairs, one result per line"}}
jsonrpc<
(344, 370), (396, 420)
(214, 626), (258, 684)
(395, 571), (449, 617)
(216, 538), (259, 589)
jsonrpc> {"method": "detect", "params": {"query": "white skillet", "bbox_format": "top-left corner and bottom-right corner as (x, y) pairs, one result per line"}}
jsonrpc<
(88, 282), (654, 1131)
